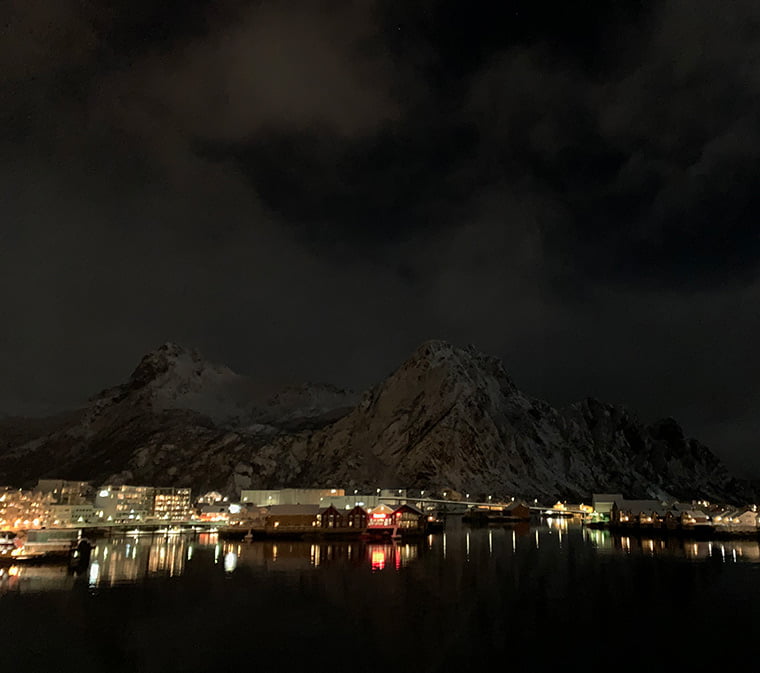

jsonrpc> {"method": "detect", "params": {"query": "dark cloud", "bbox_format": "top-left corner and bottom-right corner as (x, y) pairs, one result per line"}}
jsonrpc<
(2, 1), (759, 477)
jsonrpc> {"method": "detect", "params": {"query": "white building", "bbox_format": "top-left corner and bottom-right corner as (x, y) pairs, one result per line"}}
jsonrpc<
(240, 489), (282, 506)
(95, 485), (193, 521)
(35, 479), (93, 505)
(48, 504), (101, 526)
(591, 493), (624, 520)
(713, 507), (758, 533)
(240, 488), (345, 506)
(315, 494), (380, 510)
(95, 485), (154, 522)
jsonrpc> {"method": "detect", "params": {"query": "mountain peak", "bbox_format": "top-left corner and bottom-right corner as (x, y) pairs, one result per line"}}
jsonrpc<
(129, 342), (202, 386)
(405, 340), (515, 390)
(414, 338), (454, 353)
(411, 339), (488, 364)
(1, 339), (751, 503)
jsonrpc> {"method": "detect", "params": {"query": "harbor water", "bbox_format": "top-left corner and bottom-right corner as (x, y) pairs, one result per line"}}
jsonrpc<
(1, 517), (758, 672)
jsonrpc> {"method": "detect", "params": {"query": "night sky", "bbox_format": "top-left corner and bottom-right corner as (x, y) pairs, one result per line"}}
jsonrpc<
(2, 1), (759, 476)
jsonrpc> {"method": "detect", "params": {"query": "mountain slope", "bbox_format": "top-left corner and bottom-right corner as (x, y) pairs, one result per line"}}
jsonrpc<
(235, 341), (749, 502)
(0, 340), (753, 503)
(0, 343), (358, 493)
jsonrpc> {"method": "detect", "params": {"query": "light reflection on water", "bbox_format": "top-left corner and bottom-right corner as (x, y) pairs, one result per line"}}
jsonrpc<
(0, 532), (431, 594)
(2, 520), (760, 672)
(581, 525), (760, 561)
(1, 521), (759, 595)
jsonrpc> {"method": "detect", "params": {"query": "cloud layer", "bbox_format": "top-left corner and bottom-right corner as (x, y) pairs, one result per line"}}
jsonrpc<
(2, 1), (758, 476)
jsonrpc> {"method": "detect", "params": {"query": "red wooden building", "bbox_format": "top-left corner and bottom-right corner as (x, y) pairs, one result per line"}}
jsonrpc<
(316, 504), (344, 528)
(345, 505), (368, 529)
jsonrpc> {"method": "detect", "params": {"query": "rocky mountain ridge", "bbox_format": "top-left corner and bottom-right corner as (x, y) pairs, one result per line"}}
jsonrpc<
(0, 340), (755, 504)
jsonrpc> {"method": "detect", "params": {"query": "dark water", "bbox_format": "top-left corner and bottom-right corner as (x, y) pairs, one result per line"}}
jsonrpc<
(2, 518), (759, 672)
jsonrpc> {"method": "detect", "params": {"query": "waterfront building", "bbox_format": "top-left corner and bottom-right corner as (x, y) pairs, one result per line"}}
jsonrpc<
(679, 509), (710, 528)
(345, 505), (368, 529)
(94, 485), (193, 521)
(466, 500), (532, 523)
(240, 489), (281, 506)
(367, 503), (395, 528)
(547, 501), (570, 516)
(95, 485), (155, 522)
(0, 487), (49, 529)
(504, 501), (532, 520)
(314, 494), (380, 509)
(198, 503), (230, 522)
(35, 479), (93, 505)
(316, 505), (344, 528)
(363, 503), (427, 537)
(610, 499), (666, 526)
(240, 488), (345, 506)
(152, 487), (193, 519)
(391, 504), (425, 530)
(591, 493), (624, 521)
(48, 503), (101, 526)
(264, 504), (321, 529)
(565, 503), (594, 516)
(658, 509), (681, 530)
(713, 507), (758, 533)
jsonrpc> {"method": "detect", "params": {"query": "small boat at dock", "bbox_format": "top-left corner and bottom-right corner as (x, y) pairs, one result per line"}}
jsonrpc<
(0, 529), (84, 566)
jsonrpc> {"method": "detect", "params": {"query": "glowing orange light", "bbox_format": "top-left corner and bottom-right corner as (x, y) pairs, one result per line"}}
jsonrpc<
(371, 549), (386, 570)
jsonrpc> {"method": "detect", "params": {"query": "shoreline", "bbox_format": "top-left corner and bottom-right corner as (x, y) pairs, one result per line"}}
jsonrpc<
(586, 522), (760, 540)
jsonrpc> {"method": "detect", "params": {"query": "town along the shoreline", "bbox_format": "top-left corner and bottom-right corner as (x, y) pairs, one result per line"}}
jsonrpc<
(583, 494), (760, 540)
(218, 502), (443, 541)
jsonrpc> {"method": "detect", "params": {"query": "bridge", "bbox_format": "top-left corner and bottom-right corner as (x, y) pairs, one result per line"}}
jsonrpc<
(378, 496), (589, 516)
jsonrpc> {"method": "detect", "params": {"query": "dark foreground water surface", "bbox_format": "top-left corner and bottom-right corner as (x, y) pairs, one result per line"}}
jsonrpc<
(2, 518), (759, 672)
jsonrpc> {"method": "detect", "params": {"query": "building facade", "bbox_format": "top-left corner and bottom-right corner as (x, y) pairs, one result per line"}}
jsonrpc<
(95, 485), (155, 522)
(240, 488), (345, 506)
(48, 504), (101, 525)
(35, 479), (93, 505)
(152, 487), (193, 519)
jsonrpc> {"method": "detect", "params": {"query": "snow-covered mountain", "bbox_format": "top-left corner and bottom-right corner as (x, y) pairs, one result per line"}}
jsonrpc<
(231, 340), (752, 502)
(95, 342), (358, 431)
(0, 343), (358, 493)
(0, 340), (754, 503)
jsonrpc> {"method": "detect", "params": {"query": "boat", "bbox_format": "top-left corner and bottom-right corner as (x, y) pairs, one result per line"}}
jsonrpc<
(0, 529), (82, 566)
(424, 516), (445, 533)
(582, 515), (608, 529)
